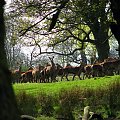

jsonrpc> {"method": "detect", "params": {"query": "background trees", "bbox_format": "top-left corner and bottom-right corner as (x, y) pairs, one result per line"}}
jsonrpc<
(5, 0), (119, 67)
(0, 0), (119, 119)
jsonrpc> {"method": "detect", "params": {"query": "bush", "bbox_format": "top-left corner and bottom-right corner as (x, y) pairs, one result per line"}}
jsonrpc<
(107, 80), (120, 116)
(15, 80), (120, 119)
(36, 92), (55, 117)
(56, 87), (85, 120)
(16, 91), (37, 116)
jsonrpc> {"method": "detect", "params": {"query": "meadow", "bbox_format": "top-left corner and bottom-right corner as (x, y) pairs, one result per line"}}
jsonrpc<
(13, 75), (120, 96)
(13, 75), (120, 120)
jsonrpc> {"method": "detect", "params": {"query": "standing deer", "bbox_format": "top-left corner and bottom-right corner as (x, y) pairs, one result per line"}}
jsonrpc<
(11, 66), (22, 83)
(44, 57), (56, 82)
(55, 63), (64, 81)
(32, 64), (44, 83)
(61, 62), (85, 81)
(84, 64), (92, 79)
(20, 67), (33, 83)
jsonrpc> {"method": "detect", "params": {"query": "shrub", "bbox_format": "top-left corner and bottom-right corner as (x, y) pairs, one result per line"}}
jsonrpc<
(107, 80), (120, 116)
(15, 79), (120, 119)
(36, 92), (55, 117)
(16, 91), (37, 116)
(56, 87), (86, 120)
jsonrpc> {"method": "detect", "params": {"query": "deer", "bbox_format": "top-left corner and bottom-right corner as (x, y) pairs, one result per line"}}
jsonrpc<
(84, 64), (92, 79)
(61, 62), (86, 81)
(32, 64), (44, 83)
(55, 63), (64, 81)
(44, 57), (57, 82)
(91, 63), (104, 78)
(11, 65), (22, 83)
(20, 67), (33, 83)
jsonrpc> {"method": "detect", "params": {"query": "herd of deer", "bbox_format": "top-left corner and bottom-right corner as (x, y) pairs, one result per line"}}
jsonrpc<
(11, 57), (120, 83)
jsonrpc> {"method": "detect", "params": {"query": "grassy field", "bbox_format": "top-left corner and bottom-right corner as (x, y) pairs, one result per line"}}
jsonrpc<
(13, 75), (120, 96)
(13, 75), (120, 119)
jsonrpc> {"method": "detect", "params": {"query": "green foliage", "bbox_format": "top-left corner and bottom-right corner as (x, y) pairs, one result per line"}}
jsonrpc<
(55, 88), (84, 120)
(59, 87), (84, 109)
(16, 91), (37, 116)
(107, 81), (120, 116)
(36, 92), (55, 117)
(14, 75), (120, 119)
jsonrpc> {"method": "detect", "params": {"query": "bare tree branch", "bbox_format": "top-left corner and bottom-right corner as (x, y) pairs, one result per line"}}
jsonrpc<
(49, 0), (69, 31)
(19, 9), (57, 36)
(33, 47), (83, 57)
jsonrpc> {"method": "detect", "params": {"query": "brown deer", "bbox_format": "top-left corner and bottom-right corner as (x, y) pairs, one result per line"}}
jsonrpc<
(44, 57), (56, 82)
(11, 66), (22, 83)
(61, 62), (85, 81)
(20, 67), (33, 83)
(101, 61), (115, 76)
(60, 64), (72, 81)
(102, 58), (120, 76)
(32, 64), (44, 83)
(84, 64), (92, 79)
(91, 63), (104, 77)
(55, 63), (64, 81)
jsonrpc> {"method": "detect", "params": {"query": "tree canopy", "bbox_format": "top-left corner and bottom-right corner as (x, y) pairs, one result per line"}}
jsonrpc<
(6, 0), (118, 64)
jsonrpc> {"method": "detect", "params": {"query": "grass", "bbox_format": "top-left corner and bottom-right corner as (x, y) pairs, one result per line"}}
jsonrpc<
(13, 75), (120, 119)
(13, 75), (120, 96)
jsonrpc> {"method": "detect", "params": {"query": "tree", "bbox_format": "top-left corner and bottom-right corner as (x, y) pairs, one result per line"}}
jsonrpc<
(0, 1), (21, 119)
(49, 0), (110, 61)
(10, 0), (112, 62)
(109, 0), (120, 57)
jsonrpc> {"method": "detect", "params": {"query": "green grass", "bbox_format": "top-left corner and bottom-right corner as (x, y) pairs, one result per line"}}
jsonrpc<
(14, 75), (120, 119)
(13, 75), (120, 96)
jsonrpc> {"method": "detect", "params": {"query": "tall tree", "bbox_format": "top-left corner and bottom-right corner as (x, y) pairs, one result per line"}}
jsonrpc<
(109, 0), (120, 57)
(0, 0), (21, 119)
(49, 0), (110, 61)
(84, 0), (110, 61)
(10, 0), (111, 62)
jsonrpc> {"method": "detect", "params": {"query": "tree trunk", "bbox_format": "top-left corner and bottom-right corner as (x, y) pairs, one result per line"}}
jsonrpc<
(85, 0), (110, 61)
(0, 1), (21, 120)
(80, 50), (87, 64)
(89, 19), (110, 62)
(94, 32), (110, 62)
(110, 0), (120, 57)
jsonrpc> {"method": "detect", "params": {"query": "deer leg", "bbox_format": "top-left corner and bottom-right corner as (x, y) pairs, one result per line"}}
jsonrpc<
(78, 74), (82, 80)
(65, 74), (69, 81)
(61, 75), (63, 81)
(50, 76), (53, 82)
(61, 72), (65, 81)
(82, 73), (85, 80)
(72, 74), (75, 80)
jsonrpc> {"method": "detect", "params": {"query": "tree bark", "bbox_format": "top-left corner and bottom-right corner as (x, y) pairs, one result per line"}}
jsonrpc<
(94, 31), (110, 62)
(83, 0), (110, 61)
(88, 14), (110, 61)
(0, 1), (21, 120)
(80, 50), (87, 64)
(110, 0), (120, 57)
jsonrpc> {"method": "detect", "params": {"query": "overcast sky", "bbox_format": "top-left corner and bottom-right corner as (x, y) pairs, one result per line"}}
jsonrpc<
(5, 0), (11, 5)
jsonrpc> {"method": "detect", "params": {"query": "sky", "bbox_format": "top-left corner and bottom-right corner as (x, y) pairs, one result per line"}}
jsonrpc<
(5, 0), (12, 7)
(5, 0), (12, 11)
(4, 0), (39, 57)
(5, 0), (11, 4)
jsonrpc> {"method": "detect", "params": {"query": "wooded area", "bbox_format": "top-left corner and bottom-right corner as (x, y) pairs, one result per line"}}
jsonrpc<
(5, 0), (120, 68)
(0, 0), (120, 119)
